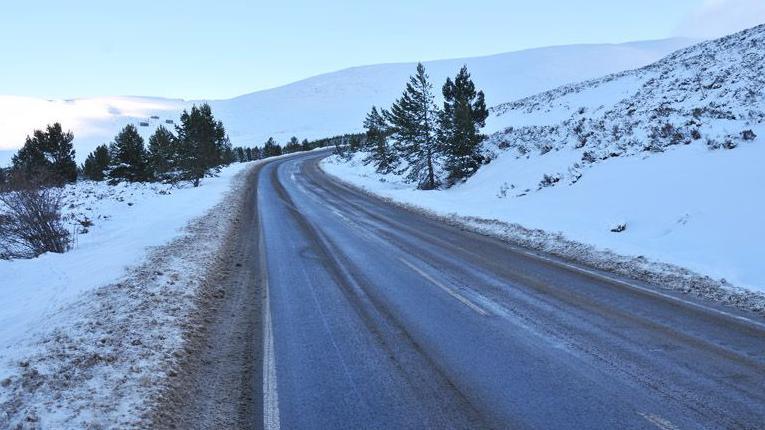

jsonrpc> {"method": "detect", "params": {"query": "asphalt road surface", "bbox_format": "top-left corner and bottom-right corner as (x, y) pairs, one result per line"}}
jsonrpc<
(175, 150), (765, 429)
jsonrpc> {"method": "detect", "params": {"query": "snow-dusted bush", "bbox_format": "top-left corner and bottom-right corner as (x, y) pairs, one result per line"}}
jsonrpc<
(0, 178), (70, 259)
(742, 129), (757, 141)
(538, 173), (561, 189)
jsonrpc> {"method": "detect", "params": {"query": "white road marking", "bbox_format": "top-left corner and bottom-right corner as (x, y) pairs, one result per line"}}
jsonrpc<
(399, 257), (489, 316)
(638, 412), (679, 430)
(516, 249), (765, 331)
(263, 276), (280, 430)
(260, 223), (281, 430)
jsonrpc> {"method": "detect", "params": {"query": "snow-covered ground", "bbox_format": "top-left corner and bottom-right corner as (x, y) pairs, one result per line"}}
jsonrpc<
(0, 162), (255, 427)
(323, 137), (764, 295)
(321, 25), (765, 305)
(0, 38), (693, 166)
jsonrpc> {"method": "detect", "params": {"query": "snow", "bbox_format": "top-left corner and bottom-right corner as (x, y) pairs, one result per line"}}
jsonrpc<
(0, 96), (185, 166)
(321, 25), (765, 298)
(0, 162), (254, 427)
(0, 38), (693, 166)
(0, 166), (250, 349)
(323, 138), (764, 293)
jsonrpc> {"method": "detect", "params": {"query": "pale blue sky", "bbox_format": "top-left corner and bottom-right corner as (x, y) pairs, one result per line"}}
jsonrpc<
(0, 0), (760, 99)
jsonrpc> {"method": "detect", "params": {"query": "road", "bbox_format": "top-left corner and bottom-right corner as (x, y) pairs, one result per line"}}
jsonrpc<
(173, 150), (765, 429)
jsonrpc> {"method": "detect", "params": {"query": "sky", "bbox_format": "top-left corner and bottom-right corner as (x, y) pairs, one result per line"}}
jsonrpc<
(0, 0), (763, 100)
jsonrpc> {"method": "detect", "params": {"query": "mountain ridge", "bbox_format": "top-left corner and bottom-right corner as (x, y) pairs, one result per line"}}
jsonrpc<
(0, 37), (694, 165)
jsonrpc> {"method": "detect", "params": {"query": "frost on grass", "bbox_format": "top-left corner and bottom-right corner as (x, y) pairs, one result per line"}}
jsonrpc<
(0, 165), (255, 429)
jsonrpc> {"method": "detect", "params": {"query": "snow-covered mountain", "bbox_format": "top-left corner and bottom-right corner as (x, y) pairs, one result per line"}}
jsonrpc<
(323, 24), (765, 291)
(0, 38), (693, 165)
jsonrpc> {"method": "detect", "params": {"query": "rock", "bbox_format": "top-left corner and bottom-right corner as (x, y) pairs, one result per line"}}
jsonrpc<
(610, 223), (627, 233)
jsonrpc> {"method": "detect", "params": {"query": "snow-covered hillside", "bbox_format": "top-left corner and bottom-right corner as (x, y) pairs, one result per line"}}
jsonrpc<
(0, 38), (693, 166)
(323, 25), (765, 298)
(488, 24), (764, 168)
(213, 38), (693, 146)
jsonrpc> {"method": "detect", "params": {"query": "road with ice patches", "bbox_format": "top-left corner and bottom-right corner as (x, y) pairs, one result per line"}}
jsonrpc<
(176, 149), (765, 429)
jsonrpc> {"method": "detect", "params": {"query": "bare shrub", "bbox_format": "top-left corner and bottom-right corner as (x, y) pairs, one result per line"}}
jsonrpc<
(0, 175), (70, 259)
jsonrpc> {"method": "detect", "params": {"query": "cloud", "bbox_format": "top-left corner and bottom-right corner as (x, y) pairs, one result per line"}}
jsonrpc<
(677, 0), (765, 38)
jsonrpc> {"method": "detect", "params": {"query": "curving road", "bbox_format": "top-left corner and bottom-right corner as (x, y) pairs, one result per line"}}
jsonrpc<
(175, 150), (765, 429)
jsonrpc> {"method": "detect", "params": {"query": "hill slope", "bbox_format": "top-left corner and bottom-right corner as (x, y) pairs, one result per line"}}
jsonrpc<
(488, 24), (764, 165)
(0, 38), (693, 165)
(323, 24), (765, 293)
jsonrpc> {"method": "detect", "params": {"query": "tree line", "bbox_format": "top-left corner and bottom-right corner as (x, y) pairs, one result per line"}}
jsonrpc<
(0, 103), (334, 259)
(348, 63), (489, 189)
(0, 104), (339, 191)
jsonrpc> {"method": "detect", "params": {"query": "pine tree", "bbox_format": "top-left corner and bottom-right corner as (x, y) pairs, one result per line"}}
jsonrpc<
(146, 126), (178, 181)
(362, 106), (397, 173)
(221, 143), (235, 165)
(386, 63), (441, 189)
(301, 139), (312, 151)
(108, 124), (149, 183)
(233, 147), (246, 162)
(440, 65), (489, 186)
(82, 144), (111, 181)
(284, 136), (302, 154)
(263, 137), (282, 157)
(176, 103), (228, 186)
(348, 134), (363, 152)
(11, 123), (77, 184)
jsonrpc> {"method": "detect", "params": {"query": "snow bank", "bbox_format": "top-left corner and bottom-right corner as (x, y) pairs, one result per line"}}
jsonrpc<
(321, 137), (765, 301)
(0, 162), (255, 427)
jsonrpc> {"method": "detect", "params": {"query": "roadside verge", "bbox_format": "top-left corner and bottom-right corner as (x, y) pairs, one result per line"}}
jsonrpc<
(318, 157), (765, 317)
(0, 163), (260, 428)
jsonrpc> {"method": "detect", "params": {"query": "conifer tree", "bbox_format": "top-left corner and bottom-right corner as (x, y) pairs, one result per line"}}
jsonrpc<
(11, 123), (77, 184)
(284, 136), (302, 154)
(108, 124), (149, 183)
(146, 126), (178, 181)
(82, 144), (111, 181)
(348, 134), (363, 152)
(176, 103), (228, 186)
(362, 106), (397, 173)
(386, 63), (441, 189)
(233, 147), (246, 162)
(439, 65), (489, 186)
(301, 139), (312, 151)
(220, 145), (235, 165)
(263, 137), (282, 157)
